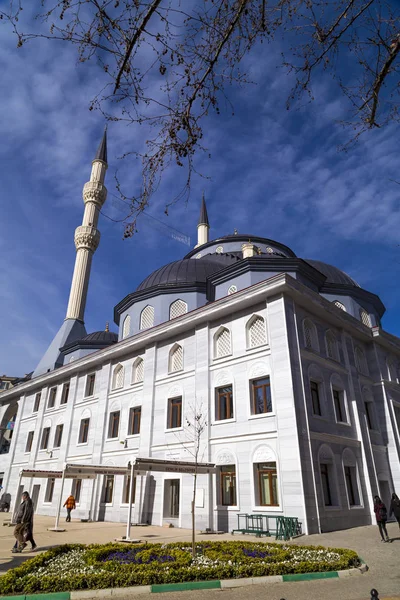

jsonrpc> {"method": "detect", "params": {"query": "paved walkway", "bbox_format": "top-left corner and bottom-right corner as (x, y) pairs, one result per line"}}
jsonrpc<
(0, 513), (399, 599)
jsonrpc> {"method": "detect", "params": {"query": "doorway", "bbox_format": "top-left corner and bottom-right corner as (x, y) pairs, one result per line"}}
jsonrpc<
(163, 479), (180, 519)
(31, 485), (41, 512)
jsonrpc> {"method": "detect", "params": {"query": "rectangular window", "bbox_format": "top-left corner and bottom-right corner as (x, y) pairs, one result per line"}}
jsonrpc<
(72, 479), (82, 503)
(365, 402), (374, 430)
(256, 462), (279, 506)
(251, 377), (272, 415)
(215, 385), (234, 420)
(48, 387), (57, 409)
(344, 466), (360, 506)
(394, 405), (400, 435)
(167, 397), (182, 429)
(25, 431), (34, 453)
(333, 389), (346, 423)
(102, 475), (114, 504)
(123, 475), (137, 504)
(78, 418), (90, 444)
(310, 381), (322, 416)
(85, 373), (96, 397)
(40, 427), (50, 450)
(128, 407), (141, 435)
(220, 465), (237, 506)
(320, 463), (332, 506)
(33, 393), (41, 413)
(61, 383), (70, 405)
(108, 411), (120, 439)
(53, 424), (64, 448)
(45, 478), (55, 503)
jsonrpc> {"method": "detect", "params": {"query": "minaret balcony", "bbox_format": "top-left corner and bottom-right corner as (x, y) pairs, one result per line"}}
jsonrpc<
(74, 225), (101, 252)
(83, 181), (107, 207)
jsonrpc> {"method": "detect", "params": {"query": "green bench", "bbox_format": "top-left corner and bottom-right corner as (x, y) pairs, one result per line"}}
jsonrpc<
(232, 513), (302, 540)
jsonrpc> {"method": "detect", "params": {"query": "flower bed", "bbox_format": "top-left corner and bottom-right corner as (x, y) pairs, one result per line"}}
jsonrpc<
(0, 541), (360, 595)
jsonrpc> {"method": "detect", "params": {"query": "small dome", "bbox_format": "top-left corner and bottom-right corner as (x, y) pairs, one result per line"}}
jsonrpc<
(137, 255), (238, 291)
(305, 259), (360, 287)
(81, 331), (118, 344)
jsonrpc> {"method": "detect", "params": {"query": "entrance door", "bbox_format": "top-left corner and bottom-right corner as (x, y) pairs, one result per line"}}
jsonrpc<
(163, 479), (180, 519)
(31, 485), (40, 512)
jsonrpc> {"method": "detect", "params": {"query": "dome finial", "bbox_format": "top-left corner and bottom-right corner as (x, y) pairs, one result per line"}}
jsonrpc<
(196, 192), (210, 247)
(105, 322), (109, 332)
(198, 192), (209, 227)
(94, 127), (108, 163)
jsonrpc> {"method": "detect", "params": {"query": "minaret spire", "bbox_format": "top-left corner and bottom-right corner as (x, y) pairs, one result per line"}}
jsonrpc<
(65, 130), (108, 321)
(196, 192), (210, 247)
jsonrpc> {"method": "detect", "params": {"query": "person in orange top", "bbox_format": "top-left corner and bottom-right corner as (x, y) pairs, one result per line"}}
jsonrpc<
(63, 494), (76, 523)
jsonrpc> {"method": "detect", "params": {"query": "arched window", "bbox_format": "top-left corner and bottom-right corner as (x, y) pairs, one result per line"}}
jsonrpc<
(140, 305), (154, 330)
(215, 327), (231, 358)
(169, 344), (183, 373)
(359, 309), (372, 328)
(169, 299), (188, 320)
(247, 315), (267, 349)
(387, 358), (398, 383)
(227, 285), (237, 295)
(342, 448), (362, 507)
(303, 319), (318, 351)
(318, 445), (339, 507)
(333, 300), (346, 312)
(325, 331), (339, 361)
(215, 246), (223, 254)
(132, 358), (144, 383)
(122, 315), (131, 339)
(355, 347), (368, 376)
(112, 364), (124, 390)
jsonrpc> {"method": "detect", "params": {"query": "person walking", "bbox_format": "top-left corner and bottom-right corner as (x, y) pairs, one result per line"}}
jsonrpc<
(63, 494), (76, 522)
(12, 491), (36, 553)
(389, 492), (400, 528)
(374, 495), (390, 542)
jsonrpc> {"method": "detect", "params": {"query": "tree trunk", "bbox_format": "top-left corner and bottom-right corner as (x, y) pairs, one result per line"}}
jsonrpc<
(191, 473), (197, 558)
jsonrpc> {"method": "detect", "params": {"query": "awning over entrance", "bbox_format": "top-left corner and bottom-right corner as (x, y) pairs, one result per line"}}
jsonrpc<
(133, 457), (216, 475)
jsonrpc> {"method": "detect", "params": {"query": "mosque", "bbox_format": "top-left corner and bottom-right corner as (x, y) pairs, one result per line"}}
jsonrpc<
(0, 131), (399, 535)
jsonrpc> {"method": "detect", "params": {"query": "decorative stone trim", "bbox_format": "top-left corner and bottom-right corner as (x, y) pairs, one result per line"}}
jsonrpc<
(82, 181), (107, 206)
(74, 226), (101, 251)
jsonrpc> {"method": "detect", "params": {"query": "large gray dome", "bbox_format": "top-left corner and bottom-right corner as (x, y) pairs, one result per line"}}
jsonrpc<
(304, 259), (360, 287)
(81, 331), (118, 344)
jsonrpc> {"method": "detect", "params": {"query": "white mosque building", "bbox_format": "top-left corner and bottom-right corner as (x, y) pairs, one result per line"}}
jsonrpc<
(1, 131), (400, 535)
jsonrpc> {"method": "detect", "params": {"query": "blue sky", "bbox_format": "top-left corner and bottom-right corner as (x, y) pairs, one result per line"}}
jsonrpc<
(1, 6), (400, 375)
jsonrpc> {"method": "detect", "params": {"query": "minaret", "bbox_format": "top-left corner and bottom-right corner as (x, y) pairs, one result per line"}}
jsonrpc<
(65, 130), (108, 321)
(32, 131), (108, 377)
(196, 193), (209, 247)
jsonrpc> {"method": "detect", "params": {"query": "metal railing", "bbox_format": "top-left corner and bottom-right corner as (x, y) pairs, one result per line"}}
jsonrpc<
(232, 513), (302, 540)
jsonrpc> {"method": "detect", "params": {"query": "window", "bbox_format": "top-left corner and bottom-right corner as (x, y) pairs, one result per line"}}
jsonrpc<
(133, 358), (144, 383)
(227, 285), (237, 295)
(320, 463), (333, 506)
(128, 407), (141, 435)
(215, 327), (231, 358)
(108, 411), (120, 439)
(122, 315), (131, 339)
(85, 373), (96, 397)
(364, 401), (374, 430)
(360, 309), (372, 327)
(112, 364), (124, 390)
(344, 466), (360, 506)
(53, 424), (64, 448)
(72, 479), (82, 503)
(102, 475), (114, 504)
(325, 332), (338, 361)
(123, 475), (137, 504)
(333, 389), (347, 423)
(394, 404), (400, 434)
(78, 418), (90, 444)
(247, 315), (267, 348)
(303, 319), (318, 351)
(167, 397), (182, 429)
(169, 299), (188, 320)
(140, 305), (154, 330)
(333, 300), (346, 311)
(215, 246), (223, 254)
(215, 385), (234, 420)
(310, 381), (322, 416)
(25, 431), (34, 453)
(61, 383), (70, 405)
(40, 427), (50, 450)
(48, 387), (57, 409)
(355, 347), (368, 375)
(387, 359), (398, 383)
(45, 478), (55, 503)
(220, 465), (237, 506)
(169, 344), (183, 373)
(251, 377), (272, 415)
(255, 462), (278, 506)
(33, 392), (41, 413)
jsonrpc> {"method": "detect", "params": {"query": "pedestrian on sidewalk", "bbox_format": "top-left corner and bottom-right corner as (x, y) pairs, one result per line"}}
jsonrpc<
(389, 492), (400, 528)
(374, 495), (390, 542)
(12, 491), (36, 553)
(63, 494), (76, 522)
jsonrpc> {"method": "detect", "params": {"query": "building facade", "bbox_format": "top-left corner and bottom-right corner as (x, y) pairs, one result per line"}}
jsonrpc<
(1, 134), (400, 535)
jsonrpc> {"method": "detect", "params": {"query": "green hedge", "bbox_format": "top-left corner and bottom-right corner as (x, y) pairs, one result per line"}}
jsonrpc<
(0, 541), (360, 595)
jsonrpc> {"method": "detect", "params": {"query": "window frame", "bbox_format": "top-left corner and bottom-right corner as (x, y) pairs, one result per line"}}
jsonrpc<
(219, 465), (237, 507)
(85, 373), (96, 398)
(53, 424), (64, 448)
(72, 479), (82, 504)
(310, 380), (322, 416)
(364, 401), (375, 430)
(255, 462), (279, 507)
(128, 406), (141, 436)
(102, 475), (114, 505)
(25, 431), (34, 453)
(78, 418), (90, 444)
(122, 474), (137, 505)
(214, 326), (232, 359)
(215, 385), (234, 421)
(108, 410), (121, 439)
(45, 478), (56, 503)
(122, 314), (131, 339)
(47, 387), (57, 409)
(112, 364), (124, 390)
(167, 397), (182, 430)
(33, 392), (41, 413)
(40, 427), (51, 450)
(332, 388), (348, 424)
(169, 344), (184, 373)
(60, 382), (70, 405)
(320, 463), (333, 506)
(343, 465), (361, 507)
(250, 376), (272, 416)
(132, 358), (144, 383)
(247, 315), (267, 349)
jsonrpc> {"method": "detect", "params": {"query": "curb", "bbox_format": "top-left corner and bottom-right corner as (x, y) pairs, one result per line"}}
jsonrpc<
(0, 563), (368, 599)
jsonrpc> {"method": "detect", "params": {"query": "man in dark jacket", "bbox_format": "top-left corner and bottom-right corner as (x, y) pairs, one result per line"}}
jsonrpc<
(12, 491), (36, 553)
(389, 492), (400, 528)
